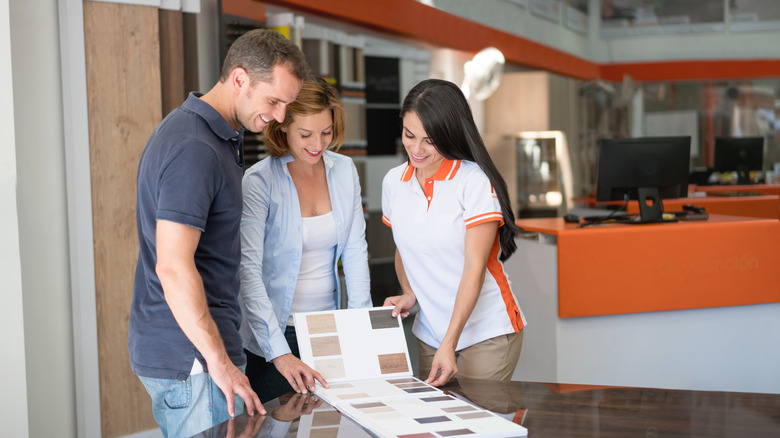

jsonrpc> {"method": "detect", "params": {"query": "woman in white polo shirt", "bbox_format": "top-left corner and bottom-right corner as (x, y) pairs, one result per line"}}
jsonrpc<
(382, 79), (526, 387)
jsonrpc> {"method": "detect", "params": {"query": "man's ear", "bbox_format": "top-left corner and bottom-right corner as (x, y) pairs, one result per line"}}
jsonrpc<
(230, 67), (249, 91)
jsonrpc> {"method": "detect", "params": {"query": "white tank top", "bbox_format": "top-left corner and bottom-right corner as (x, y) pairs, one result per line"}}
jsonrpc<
(288, 211), (338, 326)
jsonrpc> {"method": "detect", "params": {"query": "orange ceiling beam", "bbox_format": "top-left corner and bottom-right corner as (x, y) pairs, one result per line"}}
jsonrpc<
(223, 0), (266, 21)
(259, 0), (600, 81)
(257, 0), (780, 83)
(600, 59), (780, 82)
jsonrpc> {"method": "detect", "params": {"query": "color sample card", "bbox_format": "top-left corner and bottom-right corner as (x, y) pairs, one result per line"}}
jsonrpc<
(295, 403), (373, 438)
(337, 393), (528, 438)
(293, 307), (527, 437)
(294, 307), (412, 382)
(315, 377), (442, 403)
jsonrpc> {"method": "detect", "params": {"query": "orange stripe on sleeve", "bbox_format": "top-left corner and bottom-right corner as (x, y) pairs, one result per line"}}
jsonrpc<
(382, 215), (392, 227)
(466, 212), (504, 228)
(466, 216), (504, 229)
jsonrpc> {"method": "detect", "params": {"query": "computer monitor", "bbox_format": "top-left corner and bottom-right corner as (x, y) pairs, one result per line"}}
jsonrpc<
(596, 136), (691, 223)
(713, 137), (764, 185)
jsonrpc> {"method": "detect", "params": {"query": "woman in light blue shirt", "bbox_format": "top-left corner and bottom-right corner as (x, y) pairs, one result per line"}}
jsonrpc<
(239, 79), (372, 403)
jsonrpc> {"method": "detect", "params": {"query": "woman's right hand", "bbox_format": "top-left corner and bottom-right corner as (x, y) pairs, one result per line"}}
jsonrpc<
(272, 353), (328, 395)
(384, 293), (416, 319)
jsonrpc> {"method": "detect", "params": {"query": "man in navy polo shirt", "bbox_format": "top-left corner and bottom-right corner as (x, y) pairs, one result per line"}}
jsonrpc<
(129, 29), (310, 437)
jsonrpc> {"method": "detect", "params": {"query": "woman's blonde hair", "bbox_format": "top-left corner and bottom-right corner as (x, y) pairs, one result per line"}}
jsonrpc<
(263, 78), (345, 158)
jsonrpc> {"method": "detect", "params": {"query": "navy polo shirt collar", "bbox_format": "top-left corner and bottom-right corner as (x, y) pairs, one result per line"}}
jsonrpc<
(182, 92), (244, 142)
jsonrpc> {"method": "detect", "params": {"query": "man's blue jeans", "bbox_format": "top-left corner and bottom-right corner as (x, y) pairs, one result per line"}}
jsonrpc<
(139, 366), (246, 438)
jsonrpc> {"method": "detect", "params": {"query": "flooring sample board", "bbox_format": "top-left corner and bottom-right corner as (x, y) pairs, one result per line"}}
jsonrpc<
(294, 307), (528, 437)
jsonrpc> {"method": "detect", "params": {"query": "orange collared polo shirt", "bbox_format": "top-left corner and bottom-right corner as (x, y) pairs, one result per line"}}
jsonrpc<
(381, 159), (526, 351)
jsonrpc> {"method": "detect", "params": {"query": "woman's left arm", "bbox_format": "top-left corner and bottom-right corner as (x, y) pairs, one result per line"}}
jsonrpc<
(426, 220), (499, 387)
(340, 160), (372, 308)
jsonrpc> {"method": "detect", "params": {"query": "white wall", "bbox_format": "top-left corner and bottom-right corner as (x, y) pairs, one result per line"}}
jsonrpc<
(6, 0), (77, 436)
(430, 0), (780, 64)
(197, 0), (221, 92)
(0, 1), (30, 435)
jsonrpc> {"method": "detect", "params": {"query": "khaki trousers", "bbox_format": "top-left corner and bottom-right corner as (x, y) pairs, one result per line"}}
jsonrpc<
(417, 329), (524, 382)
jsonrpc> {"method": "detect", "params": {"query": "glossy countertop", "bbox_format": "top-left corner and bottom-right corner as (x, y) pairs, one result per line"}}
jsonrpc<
(193, 379), (780, 437)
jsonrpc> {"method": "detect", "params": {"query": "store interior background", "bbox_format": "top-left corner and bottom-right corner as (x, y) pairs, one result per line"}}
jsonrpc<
(2, 0), (779, 437)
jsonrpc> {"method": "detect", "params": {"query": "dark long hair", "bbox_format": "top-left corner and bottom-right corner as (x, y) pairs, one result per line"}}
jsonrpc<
(400, 79), (520, 261)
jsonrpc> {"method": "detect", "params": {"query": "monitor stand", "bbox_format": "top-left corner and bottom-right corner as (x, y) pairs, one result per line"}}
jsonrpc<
(632, 187), (677, 224)
(736, 164), (752, 185)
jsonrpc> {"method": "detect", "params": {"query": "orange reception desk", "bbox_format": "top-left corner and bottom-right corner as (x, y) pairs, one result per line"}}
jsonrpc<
(694, 183), (780, 197)
(505, 215), (780, 394)
(574, 194), (780, 219)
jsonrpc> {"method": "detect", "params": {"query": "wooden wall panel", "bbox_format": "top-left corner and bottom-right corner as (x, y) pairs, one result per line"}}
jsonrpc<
(83, 2), (162, 436)
(183, 12), (200, 96)
(484, 72), (550, 135)
(159, 9), (185, 117)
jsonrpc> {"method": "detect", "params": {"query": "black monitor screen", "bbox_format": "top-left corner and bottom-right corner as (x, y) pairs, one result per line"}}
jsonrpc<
(713, 136), (763, 184)
(596, 136), (691, 222)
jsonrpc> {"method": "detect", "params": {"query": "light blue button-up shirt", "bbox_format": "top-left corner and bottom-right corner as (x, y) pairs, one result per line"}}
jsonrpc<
(239, 150), (372, 361)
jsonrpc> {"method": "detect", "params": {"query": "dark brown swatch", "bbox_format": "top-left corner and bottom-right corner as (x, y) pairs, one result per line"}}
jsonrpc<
(414, 416), (451, 424)
(369, 308), (399, 329)
(421, 396), (453, 402)
(404, 386), (437, 393)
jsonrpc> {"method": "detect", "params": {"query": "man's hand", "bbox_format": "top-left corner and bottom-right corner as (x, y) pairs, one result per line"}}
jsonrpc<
(156, 220), (263, 416)
(209, 356), (264, 416)
(272, 353), (328, 394)
(223, 409), (266, 438)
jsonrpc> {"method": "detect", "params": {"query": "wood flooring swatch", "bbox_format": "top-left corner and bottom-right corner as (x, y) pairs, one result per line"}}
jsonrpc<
(306, 313), (338, 334)
(310, 335), (342, 357)
(311, 410), (341, 427)
(378, 352), (409, 374)
(369, 308), (399, 329)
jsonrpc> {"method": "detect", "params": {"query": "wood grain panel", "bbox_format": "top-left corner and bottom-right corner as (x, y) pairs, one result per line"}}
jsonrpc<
(83, 2), (162, 436)
(378, 352), (409, 374)
(306, 313), (338, 334)
(368, 308), (398, 329)
(182, 13), (200, 95)
(159, 9), (185, 117)
(311, 410), (341, 427)
(310, 335), (342, 357)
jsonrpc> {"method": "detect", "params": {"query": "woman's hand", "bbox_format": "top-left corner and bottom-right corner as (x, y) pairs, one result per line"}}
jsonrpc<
(383, 293), (416, 319)
(272, 354), (328, 395)
(425, 346), (457, 387)
(271, 393), (323, 422)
